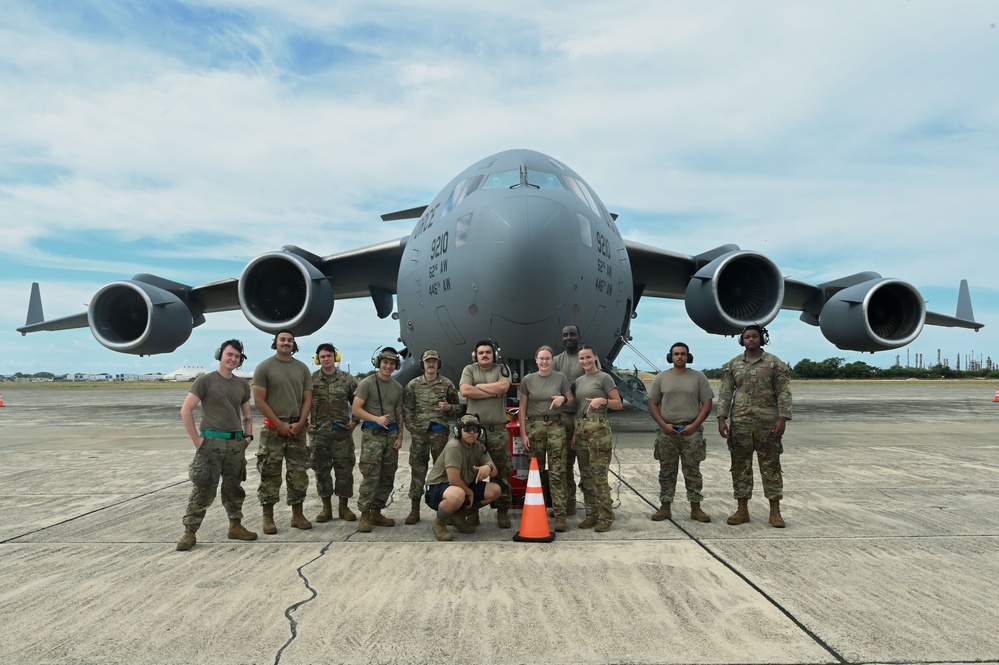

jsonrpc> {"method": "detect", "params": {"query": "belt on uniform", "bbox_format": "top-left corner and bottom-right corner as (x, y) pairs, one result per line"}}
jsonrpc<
(669, 421), (693, 427)
(201, 430), (243, 439)
(526, 415), (557, 422)
(362, 422), (398, 431)
(428, 423), (447, 432)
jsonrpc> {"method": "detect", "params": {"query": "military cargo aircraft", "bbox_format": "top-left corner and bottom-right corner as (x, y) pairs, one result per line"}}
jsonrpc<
(18, 149), (982, 401)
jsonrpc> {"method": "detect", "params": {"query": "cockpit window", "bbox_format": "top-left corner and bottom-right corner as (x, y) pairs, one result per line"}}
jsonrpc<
(441, 175), (483, 217)
(482, 167), (567, 190)
(482, 169), (521, 189)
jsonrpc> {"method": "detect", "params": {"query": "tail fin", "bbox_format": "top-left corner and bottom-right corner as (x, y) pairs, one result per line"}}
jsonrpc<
(25, 283), (44, 326)
(956, 279), (976, 322)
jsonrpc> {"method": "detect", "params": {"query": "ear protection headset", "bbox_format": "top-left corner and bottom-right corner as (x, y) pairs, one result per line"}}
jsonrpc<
(471, 339), (511, 377)
(668, 342), (692, 363)
(215, 339), (248, 367)
(419, 349), (441, 371)
(313, 344), (341, 366)
(738, 324), (770, 347)
(451, 414), (483, 441)
(371, 346), (401, 369)
(271, 330), (300, 354)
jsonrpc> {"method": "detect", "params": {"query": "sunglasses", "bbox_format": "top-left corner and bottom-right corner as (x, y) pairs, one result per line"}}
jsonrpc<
(462, 425), (482, 434)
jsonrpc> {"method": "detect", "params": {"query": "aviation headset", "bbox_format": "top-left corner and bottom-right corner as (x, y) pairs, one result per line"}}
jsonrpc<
(451, 413), (483, 441)
(215, 339), (248, 367)
(419, 349), (441, 371)
(371, 346), (401, 370)
(314, 343), (341, 366)
(471, 339), (511, 378)
(738, 324), (770, 347)
(668, 342), (693, 363)
(271, 330), (300, 354)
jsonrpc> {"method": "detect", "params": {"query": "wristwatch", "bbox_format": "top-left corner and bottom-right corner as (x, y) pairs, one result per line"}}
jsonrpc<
(244, 434), (254, 441)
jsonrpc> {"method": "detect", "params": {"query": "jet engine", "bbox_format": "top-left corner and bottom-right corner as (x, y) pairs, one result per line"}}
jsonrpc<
(818, 278), (925, 351)
(238, 249), (334, 335)
(88, 280), (194, 354)
(684, 250), (785, 334)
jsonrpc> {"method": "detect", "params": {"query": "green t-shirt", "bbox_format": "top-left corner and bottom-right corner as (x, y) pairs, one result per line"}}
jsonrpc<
(252, 356), (312, 419)
(425, 438), (492, 486)
(518, 371), (570, 417)
(190, 371), (250, 431)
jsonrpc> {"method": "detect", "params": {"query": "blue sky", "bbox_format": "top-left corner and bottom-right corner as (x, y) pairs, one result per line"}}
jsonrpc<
(2, 1), (997, 376)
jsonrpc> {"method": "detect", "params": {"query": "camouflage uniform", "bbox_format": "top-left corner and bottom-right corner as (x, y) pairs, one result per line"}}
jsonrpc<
(575, 414), (614, 523)
(355, 374), (404, 513)
(717, 350), (792, 500)
(184, 438), (249, 528)
(257, 427), (310, 506)
(403, 374), (460, 500)
(309, 368), (358, 499)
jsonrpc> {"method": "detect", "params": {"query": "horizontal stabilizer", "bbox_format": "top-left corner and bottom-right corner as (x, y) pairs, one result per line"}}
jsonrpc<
(381, 206), (428, 222)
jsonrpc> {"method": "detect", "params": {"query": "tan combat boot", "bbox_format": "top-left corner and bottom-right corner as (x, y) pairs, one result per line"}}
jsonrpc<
(727, 498), (750, 525)
(176, 526), (197, 551)
(262, 504), (278, 535)
(769, 498), (785, 528)
(369, 509), (396, 527)
(227, 518), (258, 541)
(690, 502), (711, 523)
(404, 498), (422, 525)
(449, 508), (476, 534)
(594, 520), (612, 533)
(466, 509), (480, 526)
(432, 517), (453, 542)
(358, 511), (372, 532)
(315, 497), (334, 523)
(290, 503), (313, 530)
(650, 502), (671, 521)
(338, 497), (357, 521)
(496, 508), (512, 529)
(553, 517), (567, 532)
(578, 516), (598, 529)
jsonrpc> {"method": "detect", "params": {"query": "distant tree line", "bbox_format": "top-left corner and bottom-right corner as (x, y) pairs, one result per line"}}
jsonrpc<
(701, 357), (999, 380)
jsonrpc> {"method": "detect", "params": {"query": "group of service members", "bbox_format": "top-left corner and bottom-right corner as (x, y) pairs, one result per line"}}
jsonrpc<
(175, 322), (791, 550)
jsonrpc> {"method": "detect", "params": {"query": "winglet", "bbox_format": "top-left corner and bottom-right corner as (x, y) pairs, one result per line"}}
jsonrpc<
(956, 279), (976, 322)
(25, 282), (44, 327)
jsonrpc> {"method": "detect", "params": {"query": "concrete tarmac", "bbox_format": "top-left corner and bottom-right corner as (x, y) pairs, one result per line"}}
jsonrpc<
(0, 381), (996, 665)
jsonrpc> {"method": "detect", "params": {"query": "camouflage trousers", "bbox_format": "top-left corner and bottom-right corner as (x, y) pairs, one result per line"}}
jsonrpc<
(525, 417), (568, 518)
(309, 427), (356, 499)
(575, 414), (614, 523)
(482, 426), (512, 510)
(727, 420), (784, 500)
(562, 413), (580, 510)
(358, 427), (399, 512)
(256, 428), (310, 506)
(183, 437), (249, 529)
(654, 428), (707, 503)
(407, 428), (449, 500)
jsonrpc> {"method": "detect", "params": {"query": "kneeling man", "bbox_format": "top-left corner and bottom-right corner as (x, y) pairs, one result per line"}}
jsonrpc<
(423, 414), (500, 541)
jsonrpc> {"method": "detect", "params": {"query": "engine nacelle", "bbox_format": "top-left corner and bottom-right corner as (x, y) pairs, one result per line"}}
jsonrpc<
(238, 250), (334, 335)
(88, 281), (193, 354)
(684, 251), (785, 334)
(819, 278), (925, 351)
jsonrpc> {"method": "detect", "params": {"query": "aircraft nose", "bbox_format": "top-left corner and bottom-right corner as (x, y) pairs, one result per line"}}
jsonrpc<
(471, 194), (579, 322)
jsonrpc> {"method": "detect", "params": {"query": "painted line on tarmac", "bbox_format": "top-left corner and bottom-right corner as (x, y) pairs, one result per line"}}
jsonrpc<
(609, 448), (847, 665)
(0, 480), (189, 544)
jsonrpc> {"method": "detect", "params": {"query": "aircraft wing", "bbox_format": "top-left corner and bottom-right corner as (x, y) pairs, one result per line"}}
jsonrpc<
(18, 237), (409, 354)
(626, 240), (982, 351)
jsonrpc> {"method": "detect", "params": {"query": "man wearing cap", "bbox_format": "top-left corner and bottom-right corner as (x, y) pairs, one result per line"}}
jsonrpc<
(352, 346), (405, 532)
(423, 414), (500, 542)
(176, 339), (257, 551)
(403, 349), (460, 525)
(459, 340), (513, 528)
(309, 343), (359, 523)
(253, 330), (313, 534)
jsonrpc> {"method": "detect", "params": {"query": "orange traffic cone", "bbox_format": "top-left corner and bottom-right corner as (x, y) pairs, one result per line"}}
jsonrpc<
(994, 388), (999, 403)
(0, 392), (4, 407)
(513, 457), (555, 543)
